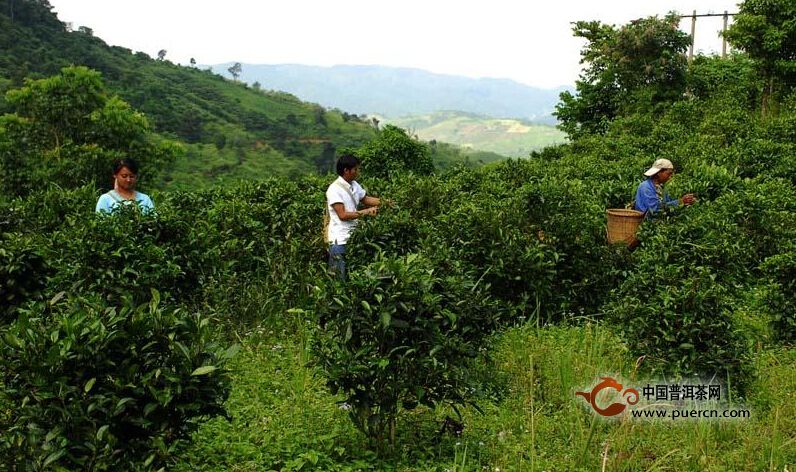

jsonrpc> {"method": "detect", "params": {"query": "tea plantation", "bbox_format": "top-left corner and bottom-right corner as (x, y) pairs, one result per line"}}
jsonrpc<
(2, 3), (796, 471)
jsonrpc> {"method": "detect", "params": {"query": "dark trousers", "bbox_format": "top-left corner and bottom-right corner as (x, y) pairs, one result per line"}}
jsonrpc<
(328, 243), (346, 280)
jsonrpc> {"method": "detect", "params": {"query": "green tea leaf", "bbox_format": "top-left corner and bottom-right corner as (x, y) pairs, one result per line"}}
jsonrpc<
(191, 365), (217, 376)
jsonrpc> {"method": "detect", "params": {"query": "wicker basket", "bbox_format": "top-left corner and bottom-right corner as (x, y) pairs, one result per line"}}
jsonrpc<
(606, 209), (644, 245)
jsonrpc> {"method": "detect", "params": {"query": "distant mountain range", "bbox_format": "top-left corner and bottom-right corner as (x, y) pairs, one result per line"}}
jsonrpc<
(211, 63), (570, 123)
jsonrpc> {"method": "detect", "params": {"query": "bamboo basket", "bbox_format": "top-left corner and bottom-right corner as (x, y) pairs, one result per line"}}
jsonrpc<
(606, 209), (644, 245)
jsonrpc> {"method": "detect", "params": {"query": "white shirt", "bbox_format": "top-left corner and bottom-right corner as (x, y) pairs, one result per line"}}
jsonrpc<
(326, 176), (366, 244)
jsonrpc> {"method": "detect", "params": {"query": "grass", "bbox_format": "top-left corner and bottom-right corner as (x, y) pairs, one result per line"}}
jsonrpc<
(172, 318), (796, 471)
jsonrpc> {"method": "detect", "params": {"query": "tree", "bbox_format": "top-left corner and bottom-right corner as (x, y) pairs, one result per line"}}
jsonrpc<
(724, 0), (796, 116)
(227, 62), (242, 81)
(0, 66), (179, 197)
(555, 13), (690, 138)
(189, 57), (196, 67)
(157, 49), (167, 61)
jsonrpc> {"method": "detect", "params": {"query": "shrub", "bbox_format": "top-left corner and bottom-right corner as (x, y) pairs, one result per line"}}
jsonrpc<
(0, 291), (235, 470)
(516, 179), (622, 318)
(607, 263), (751, 384)
(48, 207), (189, 303)
(433, 198), (557, 317)
(352, 125), (434, 180)
(605, 203), (756, 386)
(760, 251), (796, 342)
(0, 232), (49, 323)
(312, 253), (503, 450)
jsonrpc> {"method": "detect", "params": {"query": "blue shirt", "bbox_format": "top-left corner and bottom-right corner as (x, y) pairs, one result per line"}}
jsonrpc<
(96, 190), (155, 214)
(634, 178), (678, 215)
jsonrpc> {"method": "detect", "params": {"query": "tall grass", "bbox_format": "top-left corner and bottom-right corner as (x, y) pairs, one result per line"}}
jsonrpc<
(172, 320), (795, 471)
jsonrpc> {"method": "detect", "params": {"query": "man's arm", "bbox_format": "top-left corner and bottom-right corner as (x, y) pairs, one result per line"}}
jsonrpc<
(361, 196), (381, 207)
(663, 191), (679, 207)
(332, 202), (377, 221)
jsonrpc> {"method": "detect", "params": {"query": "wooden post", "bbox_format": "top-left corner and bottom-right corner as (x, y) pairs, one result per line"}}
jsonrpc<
(689, 10), (697, 62)
(722, 11), (729, 57)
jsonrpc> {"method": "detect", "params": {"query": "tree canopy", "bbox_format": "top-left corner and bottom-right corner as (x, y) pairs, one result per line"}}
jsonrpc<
(0, 66), (179, 197)
(555, 13), (690, 138)
(724, 0), (796, 115)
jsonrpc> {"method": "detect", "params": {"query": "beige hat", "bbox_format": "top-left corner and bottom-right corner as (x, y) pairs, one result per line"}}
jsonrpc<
(644, 158), (674, 177)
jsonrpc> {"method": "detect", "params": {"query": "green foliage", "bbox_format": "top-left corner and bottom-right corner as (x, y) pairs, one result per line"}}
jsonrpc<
(434, 198), (556, 313)
(0, 232), (48, 322)
(45, 204), (222, 305)
(0, 2), (378, 188)
(687, 54), (760, 105)
(312, 253), (503, 449)
(4, 3), (796, 466)
(352, 125), (434, 180)
(760, 250), (796, 341)
(0, 291), (235, 470)
(608, 262), (751, 383)
(0, 66), (179, 198)
(724, 0), (796, 114)
(555, 13), (690, 139)
(606, 198), (760, 383)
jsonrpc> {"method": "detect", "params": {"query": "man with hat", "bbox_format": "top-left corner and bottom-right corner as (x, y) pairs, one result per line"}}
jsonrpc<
(634, 158), (696, 215)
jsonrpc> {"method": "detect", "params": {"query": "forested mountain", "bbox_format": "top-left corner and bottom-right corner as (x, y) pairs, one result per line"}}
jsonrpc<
(211, 63), (569, 122)
(0, 0), (380, 187)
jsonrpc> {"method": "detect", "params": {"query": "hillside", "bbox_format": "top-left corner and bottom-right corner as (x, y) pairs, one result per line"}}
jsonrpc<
(0, 0), (377, 188)
(211, 63), (569, 122)
(385, 111), (567, 157)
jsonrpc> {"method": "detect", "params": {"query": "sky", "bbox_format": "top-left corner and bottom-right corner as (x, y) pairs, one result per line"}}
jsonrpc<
(48, 0), (741, 89)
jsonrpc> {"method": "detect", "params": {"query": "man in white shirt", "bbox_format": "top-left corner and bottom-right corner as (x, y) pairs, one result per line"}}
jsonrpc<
(326, 155), (382, 279)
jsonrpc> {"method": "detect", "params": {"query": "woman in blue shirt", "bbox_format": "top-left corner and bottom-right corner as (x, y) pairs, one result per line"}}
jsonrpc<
(634, 158), (695, 216)
(95, 158), (155, 214)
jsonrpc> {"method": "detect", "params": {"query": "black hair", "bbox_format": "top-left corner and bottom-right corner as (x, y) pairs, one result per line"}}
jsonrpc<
(112, 157), (140, 175)
(336, 154), (360, 176)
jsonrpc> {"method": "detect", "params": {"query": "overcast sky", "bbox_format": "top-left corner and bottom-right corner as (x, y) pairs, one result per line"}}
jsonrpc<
(48, 0), (740, 89)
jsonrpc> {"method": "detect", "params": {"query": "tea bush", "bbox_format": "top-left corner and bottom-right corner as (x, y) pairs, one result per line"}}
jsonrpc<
(352, 124), (434, 181)
(607, 262), (752, 383)
(0, 232), (49, 323)
(48, 206), (198, 303)
(312, 253), (504, 449)
(0, 183), (97, 234)
(433, 198), (556, 317)
(517, 178), (623, 318)
(760, 250), (796, 342)
(605, 201), (758, 384)
(0, 291), (234, 470)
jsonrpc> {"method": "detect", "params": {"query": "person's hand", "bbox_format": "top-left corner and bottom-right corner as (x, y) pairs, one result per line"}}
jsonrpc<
(360, 207), (378, 217)
(681, 193), (696, 205)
